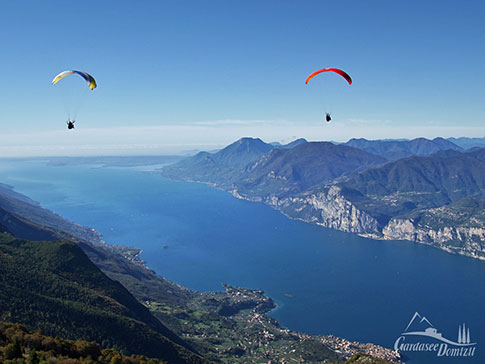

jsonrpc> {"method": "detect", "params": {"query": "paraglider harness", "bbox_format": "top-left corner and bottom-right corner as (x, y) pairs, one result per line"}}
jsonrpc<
(67, 119), (75, 129)
(325, 113), (331, 122)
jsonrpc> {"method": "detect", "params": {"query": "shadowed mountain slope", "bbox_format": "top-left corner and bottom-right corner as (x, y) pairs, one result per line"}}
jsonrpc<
(0, 183), (101, 243)
(0, 233), (209, 364)
(235, 142), (387, 197)
(340, 148), (485, 219)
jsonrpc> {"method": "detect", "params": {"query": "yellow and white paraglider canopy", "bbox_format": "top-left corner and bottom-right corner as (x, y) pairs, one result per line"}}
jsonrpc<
(52, 70), (97, 90)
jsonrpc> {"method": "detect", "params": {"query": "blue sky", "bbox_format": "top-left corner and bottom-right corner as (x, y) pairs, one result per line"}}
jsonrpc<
(0, 0), (484, 155)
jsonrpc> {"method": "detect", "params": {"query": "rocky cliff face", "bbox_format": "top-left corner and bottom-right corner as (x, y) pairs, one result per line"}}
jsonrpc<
(232, 185), (380, 234)
(382, 218), (485, 260)
(279, 186), (381, 234)
(231, 185), (485, 260)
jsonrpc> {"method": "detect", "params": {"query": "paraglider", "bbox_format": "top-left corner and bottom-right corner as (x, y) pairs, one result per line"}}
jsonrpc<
(52, 70), (96, 129)
(305, 68), (352, 85)
(305, 68), (351, 123)
(52, 70), (97, 90)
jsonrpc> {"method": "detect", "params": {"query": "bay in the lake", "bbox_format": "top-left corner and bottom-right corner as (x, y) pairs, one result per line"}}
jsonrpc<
(0, 158), (483, 364)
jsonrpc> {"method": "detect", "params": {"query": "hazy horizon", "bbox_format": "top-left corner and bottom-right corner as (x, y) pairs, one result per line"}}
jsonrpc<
(0, 124), (484, 158)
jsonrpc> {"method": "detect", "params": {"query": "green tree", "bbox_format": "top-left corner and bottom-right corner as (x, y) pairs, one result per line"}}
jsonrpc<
(4, 337), (23, 359)
(110, 354), (122, 364)
(27, 350), (40, 364)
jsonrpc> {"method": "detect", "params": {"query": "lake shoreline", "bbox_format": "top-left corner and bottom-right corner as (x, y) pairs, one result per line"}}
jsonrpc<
(2, 160), (483, 364)
(159, 173), (485, 263)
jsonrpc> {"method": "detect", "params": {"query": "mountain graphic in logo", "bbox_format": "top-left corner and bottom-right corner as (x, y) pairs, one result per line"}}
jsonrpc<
(404, 312), (434, 333)
(401, 312), (475, 346)
(394, 312), (477, 359)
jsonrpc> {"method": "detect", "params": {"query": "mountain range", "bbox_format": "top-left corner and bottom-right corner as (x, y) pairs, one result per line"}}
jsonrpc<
(447, 137), (485, 150)
(159, 136), (485, 260)
(344, 137), (463, 161)
(236, 141), (386, 197)
(339, 148), (485, 222)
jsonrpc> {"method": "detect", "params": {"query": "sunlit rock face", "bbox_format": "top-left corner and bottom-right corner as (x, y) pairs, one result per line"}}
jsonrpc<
(382, 218), (485, 260)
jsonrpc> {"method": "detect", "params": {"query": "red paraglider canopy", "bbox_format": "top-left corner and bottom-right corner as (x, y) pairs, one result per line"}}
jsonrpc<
(305, 68), (352, 85)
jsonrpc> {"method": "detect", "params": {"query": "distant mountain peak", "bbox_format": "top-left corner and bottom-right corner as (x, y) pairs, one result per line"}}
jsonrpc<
(237, 137), (265, 144)
(161, 137), (275, 184)
(280, 138), (308, 149)
(220, 137), (272, 153)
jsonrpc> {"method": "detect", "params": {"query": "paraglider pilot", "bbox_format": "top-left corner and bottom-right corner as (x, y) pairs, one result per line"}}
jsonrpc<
(325, 113), (331, 122)
(52, 70), (97, 130)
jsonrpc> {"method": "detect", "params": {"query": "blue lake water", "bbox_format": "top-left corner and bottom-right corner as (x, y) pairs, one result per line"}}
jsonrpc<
(0, 158), (484, 364)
